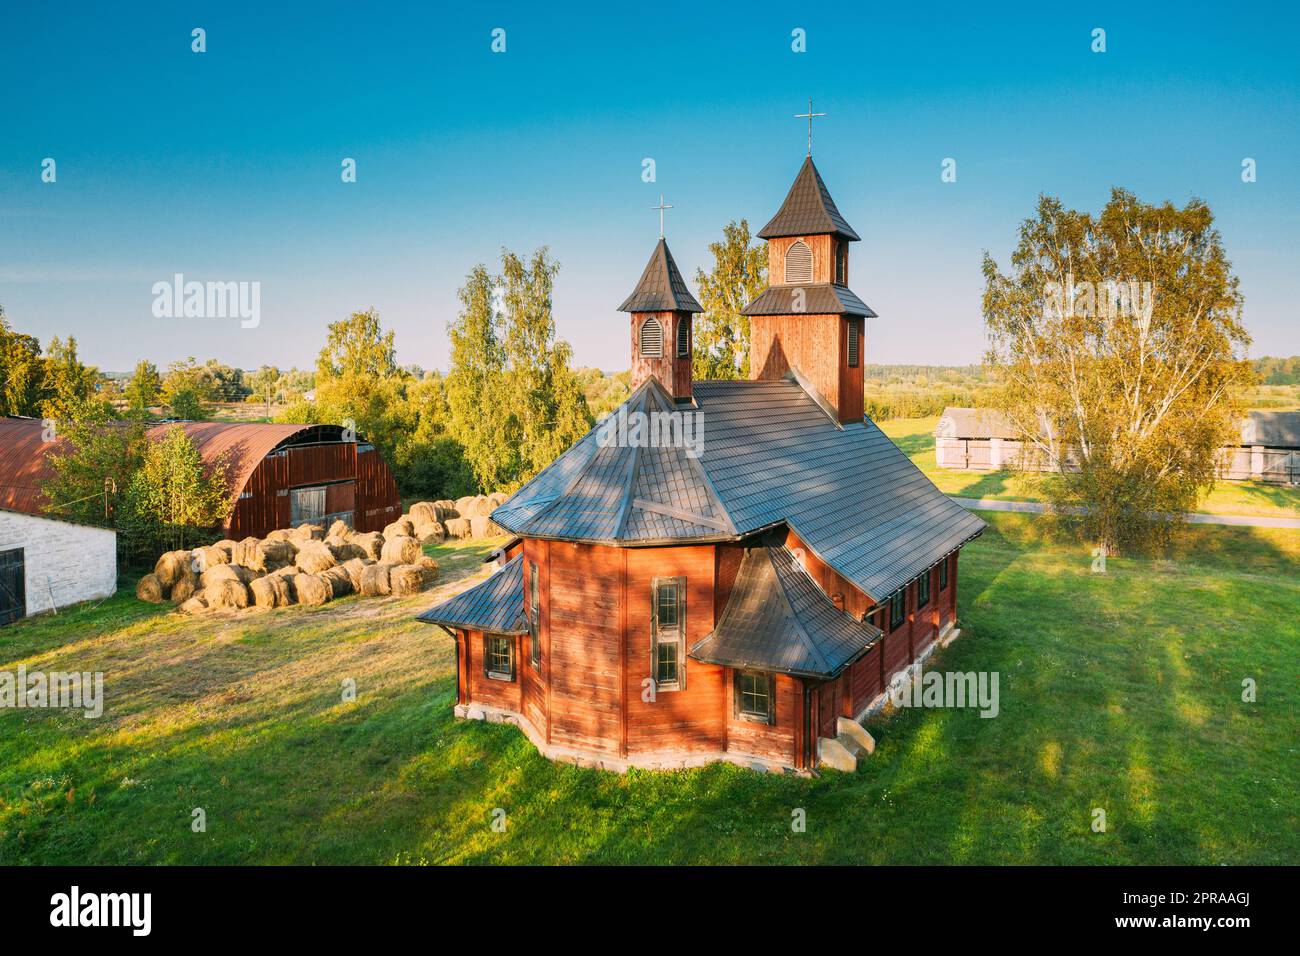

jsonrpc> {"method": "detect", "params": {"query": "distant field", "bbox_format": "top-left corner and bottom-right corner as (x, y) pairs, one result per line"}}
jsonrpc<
(879, 416), (1300, 519)
(1, 515), (1296, 865)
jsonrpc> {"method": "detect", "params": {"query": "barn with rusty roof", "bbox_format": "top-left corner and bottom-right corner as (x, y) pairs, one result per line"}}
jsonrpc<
(0, 417), (400, 540)
(419, 152), (985, 774)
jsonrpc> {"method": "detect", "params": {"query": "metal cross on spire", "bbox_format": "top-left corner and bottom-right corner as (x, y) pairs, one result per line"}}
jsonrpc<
(653, 194), (673, 239)
(795, 98), (827, 156)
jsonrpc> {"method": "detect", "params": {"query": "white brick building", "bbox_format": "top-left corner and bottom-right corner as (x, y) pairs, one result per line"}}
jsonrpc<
(0, 509), (117, 623)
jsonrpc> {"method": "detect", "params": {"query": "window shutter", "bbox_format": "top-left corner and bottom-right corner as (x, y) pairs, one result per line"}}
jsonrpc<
(639, 317), (663, 357)
(784, 241), (812, 283)
(676, 317), (690, 358)
(847, 321), (860, 368)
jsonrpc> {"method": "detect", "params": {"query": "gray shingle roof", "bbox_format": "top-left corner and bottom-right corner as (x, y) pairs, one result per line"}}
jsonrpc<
(492, 378), (735, 544)
(936, 406), (1019, 439)
(417, 554), (528, 634)
(757, 157), (861, 242)
(617, 239), (703, 314)
(742, 283), (876, 318)
(690, 546), (883, 678)
(1244, 411), (1300, 448)
(494, 376), (986, 601)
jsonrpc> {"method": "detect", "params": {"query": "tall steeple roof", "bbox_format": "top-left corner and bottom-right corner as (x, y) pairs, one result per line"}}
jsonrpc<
(617, 239), (703, 313)
(757, 156), (860, 241)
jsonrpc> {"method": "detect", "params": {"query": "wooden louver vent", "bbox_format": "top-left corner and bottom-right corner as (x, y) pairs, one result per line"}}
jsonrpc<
(676, 318), (690, 357)
(847, 321), (860, 367)
(640, 317), (663, 357)
(784, 240), (813, 284)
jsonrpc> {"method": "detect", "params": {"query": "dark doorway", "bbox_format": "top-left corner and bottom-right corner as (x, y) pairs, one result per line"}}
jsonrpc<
(0, 548), (25, 626)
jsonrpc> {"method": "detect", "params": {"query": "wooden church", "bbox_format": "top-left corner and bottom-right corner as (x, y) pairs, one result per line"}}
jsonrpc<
(420, 152), (986, 773)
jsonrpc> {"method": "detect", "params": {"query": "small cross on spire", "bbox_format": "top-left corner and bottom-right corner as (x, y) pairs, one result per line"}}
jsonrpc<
(795, 97), (827, 156)
(653, 193), (673, 239)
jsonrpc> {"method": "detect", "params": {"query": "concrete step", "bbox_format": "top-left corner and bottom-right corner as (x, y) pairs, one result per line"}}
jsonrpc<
(836, 717), (876, 757)
(817, 735), (857, 772)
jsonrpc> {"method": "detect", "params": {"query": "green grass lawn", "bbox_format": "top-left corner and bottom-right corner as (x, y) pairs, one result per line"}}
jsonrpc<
(1, 518), (1296, 865)
(879, 415), (1300, 519)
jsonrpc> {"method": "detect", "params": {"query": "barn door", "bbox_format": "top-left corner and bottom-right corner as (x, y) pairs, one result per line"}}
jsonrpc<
(0, 548), (26, 626)
(818, 682), (839, 739)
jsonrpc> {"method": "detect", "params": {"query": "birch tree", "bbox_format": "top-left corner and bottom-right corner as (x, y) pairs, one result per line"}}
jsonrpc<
(982, 189), (1253, 553)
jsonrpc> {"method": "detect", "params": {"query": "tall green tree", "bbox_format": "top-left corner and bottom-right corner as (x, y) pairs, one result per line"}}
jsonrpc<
(0, 306), (46, 416)
(121, 425), (232, 552)
(446, 264), (510, 491)
(43, 395), (149, 526)
(250, 365), (282, 419)
(498, 248), (592, 485)
(125, 360), (162, 413)
(692, 219), (767, 380)
(982, 189), (1254, 553)
(41, 335), (98, 420)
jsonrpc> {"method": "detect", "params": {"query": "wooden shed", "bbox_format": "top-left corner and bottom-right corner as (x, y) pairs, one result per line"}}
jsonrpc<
(0, 418), (400, 540)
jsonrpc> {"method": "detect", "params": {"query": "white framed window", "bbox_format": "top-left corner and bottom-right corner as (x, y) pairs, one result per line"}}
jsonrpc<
(484, 634), (515, 682)
(651, 576), (685, 691)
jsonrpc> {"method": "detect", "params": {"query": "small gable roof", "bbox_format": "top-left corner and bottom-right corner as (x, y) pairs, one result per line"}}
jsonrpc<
(617, 239), (703, 314)
(742, 283), (876, 318)
(757, 156), (861, 242)
(417, 554), (528, 635)
(690, 546), (883, 678)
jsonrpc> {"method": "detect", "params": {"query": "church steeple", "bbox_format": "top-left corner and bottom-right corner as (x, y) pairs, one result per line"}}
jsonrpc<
(744, 156), (875, 424)
(618, 238), (702, 402)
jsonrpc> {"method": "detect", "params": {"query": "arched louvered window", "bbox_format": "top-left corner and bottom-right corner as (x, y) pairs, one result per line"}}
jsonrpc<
(847, 320), (860, 368)
(639, 316), (663, 357)
(676, 317), (690, 358)
(784, 240), (813, 284)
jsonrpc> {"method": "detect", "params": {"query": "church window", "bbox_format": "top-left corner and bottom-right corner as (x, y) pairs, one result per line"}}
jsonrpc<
(639, 317), (663, 357)
(784, 240), (813, 283)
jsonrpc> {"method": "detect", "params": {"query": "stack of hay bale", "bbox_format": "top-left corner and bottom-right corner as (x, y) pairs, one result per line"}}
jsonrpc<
(135, 517), (441, 615)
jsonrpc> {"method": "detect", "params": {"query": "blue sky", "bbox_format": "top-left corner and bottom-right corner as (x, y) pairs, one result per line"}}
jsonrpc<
(2, 1), (1297, 374)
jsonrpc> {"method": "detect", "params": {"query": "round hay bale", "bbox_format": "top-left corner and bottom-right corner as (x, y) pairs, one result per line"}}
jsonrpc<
(291, 523), (324, 542)
(458, 495), (490, 518)
(380, 534), (421, 565)
(470, 515), (506, 539)
(169, 572), (199, 604)
(192, 544), (231, 570)
(416, 554), (440, 585)
(266, 528), (296, 543)
(350, 531), (384, 560)
(359, 562), (393, 596)
(390, 563), (424, 596)
(250, 574), (292, 609)
(444, 517), (471, 539)
(206, 578), (250, 610)
(215, 538), (239, 552)
(413, 521), (445, 544)
(341, 557), (374, 591)
(230, 537), (260, 567)
(200, 563), (254, 589)
(488, 491), (510, 507)
(453, 495), (475, 515)
(326, 539), (362, 561)
(180, 592), (209, 614)
(293, 573), (332, 606)
(383, 517), (414, 538)
(321, 565), (354, 598)
(326, 519), (352, 541)
(136, 573), (165, 603)
(153, 550), (189, 588)
(408, 502), (438, 524)
(246, 539), (295, 573)
(294, 540), (337, 574)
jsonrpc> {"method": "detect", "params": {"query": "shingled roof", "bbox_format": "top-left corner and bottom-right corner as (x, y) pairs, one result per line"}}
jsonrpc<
(757, 157), (861, 242)
(742, 283), (877, 318)
(690, 546), (883, 678)
(617, 239), (703, 314)
(417, 554), (528, 634)
(492, 378), (735, 544)
(493, 376), (986, 601)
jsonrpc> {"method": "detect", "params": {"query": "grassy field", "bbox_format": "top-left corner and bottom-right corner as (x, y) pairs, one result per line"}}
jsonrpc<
(879, 415), (1300, 519)
(1, 515), (1296, 865)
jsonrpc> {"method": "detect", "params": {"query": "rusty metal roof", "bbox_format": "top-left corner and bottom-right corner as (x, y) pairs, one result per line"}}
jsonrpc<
(0, 416), (321, 517)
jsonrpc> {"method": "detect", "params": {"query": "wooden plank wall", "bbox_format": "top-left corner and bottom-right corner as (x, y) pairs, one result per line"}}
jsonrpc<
(750, 312), (842, 406)
(767, 235), (834, 285)
(624, 545), (724, 756)
(547, 541), (623, 755)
